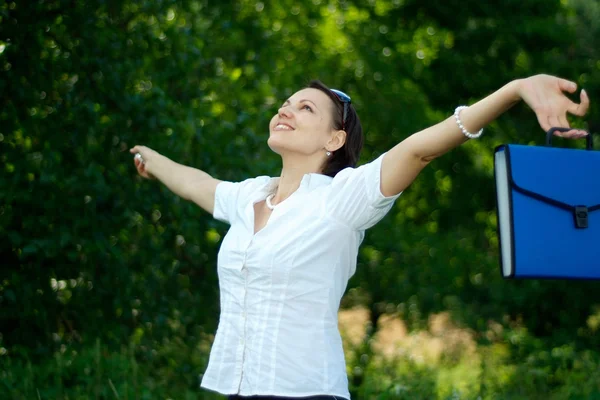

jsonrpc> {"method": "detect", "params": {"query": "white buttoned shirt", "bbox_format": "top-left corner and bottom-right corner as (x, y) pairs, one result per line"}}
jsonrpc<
(200, 153), (401, 399)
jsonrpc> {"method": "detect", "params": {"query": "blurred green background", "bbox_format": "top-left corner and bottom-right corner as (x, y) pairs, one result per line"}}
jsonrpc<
(1, 0), (600, 399)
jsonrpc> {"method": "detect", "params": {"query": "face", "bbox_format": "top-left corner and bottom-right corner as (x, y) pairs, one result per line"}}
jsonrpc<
(268, 88), (342, 158)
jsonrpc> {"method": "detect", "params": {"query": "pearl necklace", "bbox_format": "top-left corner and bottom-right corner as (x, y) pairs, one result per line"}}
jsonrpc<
(265, 194), (276, 210)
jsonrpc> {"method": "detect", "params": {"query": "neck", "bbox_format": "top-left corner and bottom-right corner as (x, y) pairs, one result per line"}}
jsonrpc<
(271, 154), (325, 204)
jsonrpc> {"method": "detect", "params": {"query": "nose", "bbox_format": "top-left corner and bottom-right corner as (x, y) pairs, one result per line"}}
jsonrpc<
(278, 104), (293, 119)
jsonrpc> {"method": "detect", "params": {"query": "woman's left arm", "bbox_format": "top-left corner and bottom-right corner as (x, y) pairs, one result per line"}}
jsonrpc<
(380, 74), (590, 197)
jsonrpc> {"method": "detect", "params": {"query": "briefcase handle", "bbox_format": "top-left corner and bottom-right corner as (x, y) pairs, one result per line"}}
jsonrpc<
(546, 127), (593, 150)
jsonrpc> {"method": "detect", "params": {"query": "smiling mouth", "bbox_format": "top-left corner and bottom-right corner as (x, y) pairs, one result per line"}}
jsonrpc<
(274, 123), (294, 131)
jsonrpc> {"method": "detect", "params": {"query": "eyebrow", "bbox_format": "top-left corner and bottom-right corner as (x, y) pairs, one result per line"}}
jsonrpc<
(283, 99), (319, 109)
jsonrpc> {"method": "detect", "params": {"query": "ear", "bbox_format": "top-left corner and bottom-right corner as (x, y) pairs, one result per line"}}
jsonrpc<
(326, 129), (347, 152)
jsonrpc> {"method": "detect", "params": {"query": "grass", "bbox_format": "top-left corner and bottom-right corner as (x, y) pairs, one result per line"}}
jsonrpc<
(1, 337), (219, 400)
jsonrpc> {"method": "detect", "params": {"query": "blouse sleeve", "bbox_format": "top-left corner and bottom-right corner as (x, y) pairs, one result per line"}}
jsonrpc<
(213, 177), (269, 225)
(326, 153), (402, 231)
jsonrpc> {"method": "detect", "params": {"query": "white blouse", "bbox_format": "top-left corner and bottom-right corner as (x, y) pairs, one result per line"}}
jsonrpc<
(200, 153), (401, 399)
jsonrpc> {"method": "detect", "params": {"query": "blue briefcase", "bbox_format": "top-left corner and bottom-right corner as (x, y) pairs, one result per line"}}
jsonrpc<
(494, 128), (600, 279)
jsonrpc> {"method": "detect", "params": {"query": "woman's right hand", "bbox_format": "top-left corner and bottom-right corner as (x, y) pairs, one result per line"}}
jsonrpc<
(129, 145), (158, 179)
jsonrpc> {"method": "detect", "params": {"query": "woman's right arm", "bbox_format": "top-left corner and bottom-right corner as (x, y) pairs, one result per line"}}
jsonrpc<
(129, 145), (221, 215)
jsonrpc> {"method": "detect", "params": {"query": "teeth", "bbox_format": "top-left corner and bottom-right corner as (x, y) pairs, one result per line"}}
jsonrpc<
(275, 124), (293, 131)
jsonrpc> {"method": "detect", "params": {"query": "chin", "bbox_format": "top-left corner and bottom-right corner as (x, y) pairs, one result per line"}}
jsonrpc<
(267, 133), (315, 157)
(267, 135), (284, 155)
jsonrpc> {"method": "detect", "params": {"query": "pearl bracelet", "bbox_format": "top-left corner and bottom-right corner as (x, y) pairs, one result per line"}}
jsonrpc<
(454, 106), (483, 139)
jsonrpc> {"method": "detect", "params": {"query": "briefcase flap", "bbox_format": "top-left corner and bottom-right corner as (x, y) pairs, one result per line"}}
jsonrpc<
(506, 144), (600, 211)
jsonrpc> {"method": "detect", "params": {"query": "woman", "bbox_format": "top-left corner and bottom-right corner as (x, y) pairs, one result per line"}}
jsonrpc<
(130, 75), (589, 400)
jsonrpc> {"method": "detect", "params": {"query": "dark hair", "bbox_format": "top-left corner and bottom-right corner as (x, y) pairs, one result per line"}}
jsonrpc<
(307, 80), (364, 177)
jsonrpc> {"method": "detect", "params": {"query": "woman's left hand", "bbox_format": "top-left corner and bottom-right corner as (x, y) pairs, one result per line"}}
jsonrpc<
(517, 74), (590, 138)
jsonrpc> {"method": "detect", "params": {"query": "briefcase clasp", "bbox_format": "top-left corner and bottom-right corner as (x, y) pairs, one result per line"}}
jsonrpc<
(574, 206), (589, 229)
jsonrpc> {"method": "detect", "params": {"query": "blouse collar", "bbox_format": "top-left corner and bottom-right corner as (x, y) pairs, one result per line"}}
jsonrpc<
(261, 173), (332, 197)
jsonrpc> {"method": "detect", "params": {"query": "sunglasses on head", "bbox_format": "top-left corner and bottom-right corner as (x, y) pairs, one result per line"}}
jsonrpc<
(330, 89), (351, 131)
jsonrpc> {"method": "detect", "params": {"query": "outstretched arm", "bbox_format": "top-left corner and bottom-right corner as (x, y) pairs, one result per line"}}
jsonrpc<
(130, 145), (221, 214)
(380, 75), (590, 197)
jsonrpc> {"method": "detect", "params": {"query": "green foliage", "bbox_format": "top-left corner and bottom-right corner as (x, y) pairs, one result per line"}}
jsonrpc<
(343, 337), (600, 400)
(1, 0), (599, 398)
(3, 334), (599, 399)
(2, 339), (219, 399)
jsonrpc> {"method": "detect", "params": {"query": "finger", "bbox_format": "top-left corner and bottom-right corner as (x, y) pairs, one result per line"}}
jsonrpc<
(137, 165), (147, 177)
(141, 167), (152, 179)
(548, 115), (563, 136)
(557, 113), (571, 130)
(558, 78), (577, 94)
(134, 157), (147, 173)
(564, 129), (583, 139)
(579, 89), (590, 115)
(536, 113), (551, 132)
(130, 145), (146, 155)
(582, 89), (590, 103)
(566, 90), (590, 118)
